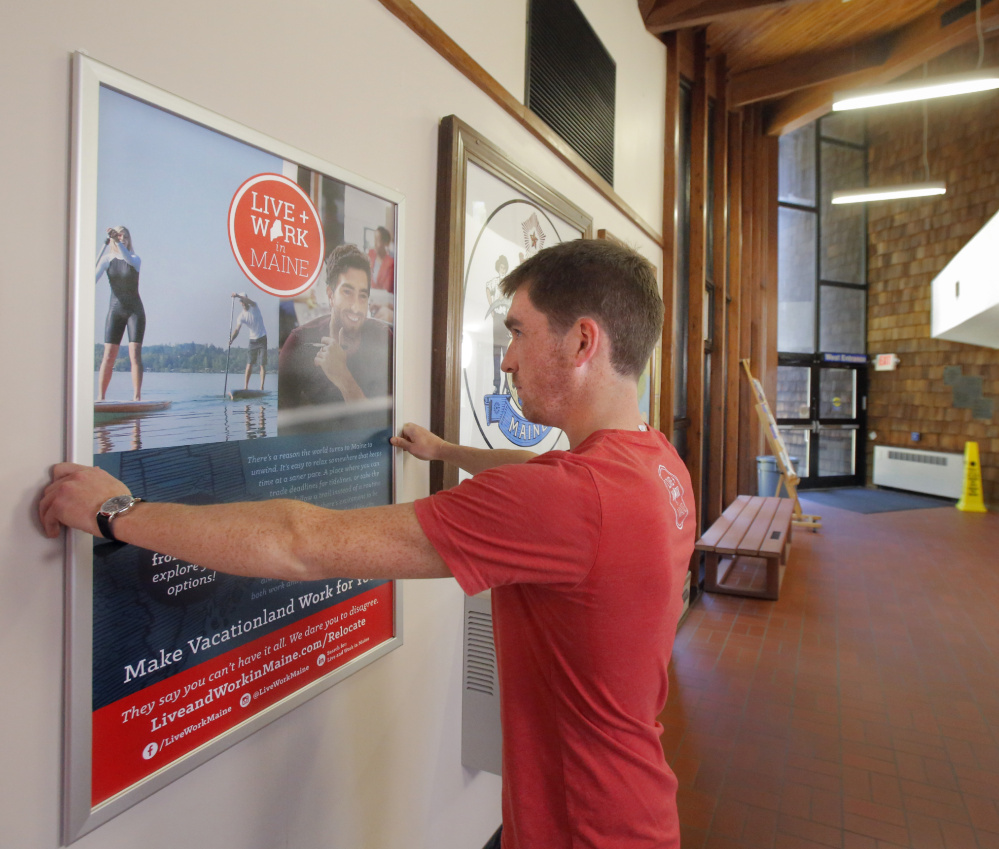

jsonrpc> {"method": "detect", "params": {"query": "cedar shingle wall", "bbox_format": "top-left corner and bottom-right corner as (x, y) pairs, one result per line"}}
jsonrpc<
(866, 41), (999, 503)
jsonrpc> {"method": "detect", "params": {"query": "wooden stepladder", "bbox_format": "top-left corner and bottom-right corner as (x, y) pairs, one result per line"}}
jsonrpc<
(741, 360), (821, 531)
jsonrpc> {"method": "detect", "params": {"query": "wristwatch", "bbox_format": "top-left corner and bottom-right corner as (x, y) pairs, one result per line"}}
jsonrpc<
(96, 495), (144, 542)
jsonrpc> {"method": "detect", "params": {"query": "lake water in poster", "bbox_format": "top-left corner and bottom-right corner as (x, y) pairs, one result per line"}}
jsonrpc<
(94, 371), (277, 453)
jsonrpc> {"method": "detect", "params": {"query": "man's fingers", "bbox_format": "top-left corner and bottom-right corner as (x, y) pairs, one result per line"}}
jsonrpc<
(52, 461), (86, 480)
(39, 466), (85, 537)
(391, 423), (442, 462)
(38, 485), (62, 538)
(38, 463), (130, 538)
(390, 425), (417, 453)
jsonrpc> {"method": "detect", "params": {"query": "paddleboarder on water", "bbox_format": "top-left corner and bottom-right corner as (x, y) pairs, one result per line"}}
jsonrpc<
(229, 292), (268, 391)
(96, 226), (144, 401)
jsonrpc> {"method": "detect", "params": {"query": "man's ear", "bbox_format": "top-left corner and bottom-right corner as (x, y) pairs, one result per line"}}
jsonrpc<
(571, 317), (602, 367)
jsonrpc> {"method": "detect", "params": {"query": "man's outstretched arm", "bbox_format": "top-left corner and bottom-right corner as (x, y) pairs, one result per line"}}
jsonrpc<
(39, 463), (450, 582)
(391, 422), (535, 476)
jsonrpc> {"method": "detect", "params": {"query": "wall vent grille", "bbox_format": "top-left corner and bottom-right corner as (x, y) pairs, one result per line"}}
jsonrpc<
(527, 0), (616, 185)
(887, 449), (947, 466)
(462, 593), (502, 774)
(464, 610), (496, 696)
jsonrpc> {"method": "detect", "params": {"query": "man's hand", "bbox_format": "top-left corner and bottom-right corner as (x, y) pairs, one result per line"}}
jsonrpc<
(314, 337), (364, 401)
(39, 463), (131, 539)
(390, 423), (446, 462)
(314, 336), (349, 382)
(391, 423), (535, 474)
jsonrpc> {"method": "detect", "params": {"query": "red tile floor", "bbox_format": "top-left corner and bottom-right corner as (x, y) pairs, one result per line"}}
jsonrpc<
(661, 495), (999, 848)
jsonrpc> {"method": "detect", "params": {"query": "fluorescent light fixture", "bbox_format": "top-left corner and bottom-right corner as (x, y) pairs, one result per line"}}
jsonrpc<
(832, 69), (999, 110)
(831, 182), (947, 204)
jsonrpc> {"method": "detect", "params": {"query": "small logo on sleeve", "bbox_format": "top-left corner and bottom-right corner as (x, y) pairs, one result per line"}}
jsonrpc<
(658, 465), (689, 530)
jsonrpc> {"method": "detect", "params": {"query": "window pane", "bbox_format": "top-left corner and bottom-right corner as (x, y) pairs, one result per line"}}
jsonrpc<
(819, 367), (856, 418)
(820, 111), (865, 145)
(707, 102), (715, 281)
(779, 427), (810, 480)
(672, 422), (688, 463)
(674, 84), (691, 419)
(820, 142), (865, 283)
(776, 366), (811, 419)
(778, 124), (816, 206)
(820, 285), (866, 354)
(778, 207), (817, 353)
(817, 426), (856, 477)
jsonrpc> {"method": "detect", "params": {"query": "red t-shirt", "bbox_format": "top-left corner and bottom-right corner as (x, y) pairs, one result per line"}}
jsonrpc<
(414, 428), (694, 849)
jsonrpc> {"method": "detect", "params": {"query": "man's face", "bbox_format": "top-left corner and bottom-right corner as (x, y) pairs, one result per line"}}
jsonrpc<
(501, 287), (573, 426)
(374, 231), (387, 255)
(328, 267), (370, 337)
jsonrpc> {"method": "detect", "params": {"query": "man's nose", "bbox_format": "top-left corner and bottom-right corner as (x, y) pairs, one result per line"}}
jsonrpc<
(501, 348), (514, 373)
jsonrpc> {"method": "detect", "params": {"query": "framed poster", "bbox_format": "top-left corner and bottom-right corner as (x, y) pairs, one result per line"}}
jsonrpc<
(596, 229), (662, 431)
(431, 116), (592, 492)
(65, 54), (404, 841)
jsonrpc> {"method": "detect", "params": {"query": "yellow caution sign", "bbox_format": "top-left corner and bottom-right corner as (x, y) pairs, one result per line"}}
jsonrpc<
(956, 441), (987, 513)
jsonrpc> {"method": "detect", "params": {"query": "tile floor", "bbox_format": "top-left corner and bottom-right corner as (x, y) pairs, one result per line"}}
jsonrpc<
(661, 495), (999, 848)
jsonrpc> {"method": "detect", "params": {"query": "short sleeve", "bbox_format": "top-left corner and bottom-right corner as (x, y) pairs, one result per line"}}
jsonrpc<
(413, 455), (602, 596)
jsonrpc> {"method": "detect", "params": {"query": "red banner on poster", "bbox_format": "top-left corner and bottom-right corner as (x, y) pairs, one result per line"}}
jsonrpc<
(91, 582), (392, 806)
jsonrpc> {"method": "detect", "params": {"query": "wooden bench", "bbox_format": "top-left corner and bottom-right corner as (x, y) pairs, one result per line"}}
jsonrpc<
(695, 495), (795, 600)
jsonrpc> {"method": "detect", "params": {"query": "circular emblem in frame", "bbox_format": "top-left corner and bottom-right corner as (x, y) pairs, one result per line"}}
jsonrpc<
(461, 199), (571, 451)
(228, 173), (325, 297)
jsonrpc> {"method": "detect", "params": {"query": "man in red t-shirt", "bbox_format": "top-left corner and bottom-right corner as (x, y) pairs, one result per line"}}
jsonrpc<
(41, 239), (694, 848)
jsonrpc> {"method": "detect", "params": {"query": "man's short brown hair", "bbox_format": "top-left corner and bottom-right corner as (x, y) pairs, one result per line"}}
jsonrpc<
(325, 243), (371, 292)
(500, 239), (664, 378)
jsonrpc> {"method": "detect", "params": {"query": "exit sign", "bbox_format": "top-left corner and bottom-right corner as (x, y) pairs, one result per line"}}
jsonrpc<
(875, 353), (899, 371)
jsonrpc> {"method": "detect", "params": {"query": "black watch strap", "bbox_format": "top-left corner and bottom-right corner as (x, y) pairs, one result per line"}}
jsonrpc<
(95, 511), (116, 541)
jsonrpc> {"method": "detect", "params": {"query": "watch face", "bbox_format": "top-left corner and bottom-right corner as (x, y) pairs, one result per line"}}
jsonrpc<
(102, 495), (134, 514)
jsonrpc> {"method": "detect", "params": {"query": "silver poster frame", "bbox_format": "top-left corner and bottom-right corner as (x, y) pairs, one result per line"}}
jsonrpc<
(65, 53), (405, 842)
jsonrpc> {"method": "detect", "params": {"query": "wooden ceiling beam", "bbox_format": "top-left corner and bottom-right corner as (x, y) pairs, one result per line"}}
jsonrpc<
(765, 0), (999, 134)
(638, 0), (660, 20)
(644, 0), (822, 34)
(729, 37), (892, 106)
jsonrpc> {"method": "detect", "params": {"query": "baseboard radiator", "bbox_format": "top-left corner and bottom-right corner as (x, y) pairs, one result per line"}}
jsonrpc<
(872, 446), (963, 499)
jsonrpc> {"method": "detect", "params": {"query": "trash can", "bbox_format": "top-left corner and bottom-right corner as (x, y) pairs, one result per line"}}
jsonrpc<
(757, 455), (799, 497)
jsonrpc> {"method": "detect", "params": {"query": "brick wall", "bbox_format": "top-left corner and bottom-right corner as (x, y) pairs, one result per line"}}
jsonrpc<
(866, 41), (999, 503)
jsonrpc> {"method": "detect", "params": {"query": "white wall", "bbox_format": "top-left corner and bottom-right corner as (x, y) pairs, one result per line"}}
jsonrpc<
(0, 2), (665, 847)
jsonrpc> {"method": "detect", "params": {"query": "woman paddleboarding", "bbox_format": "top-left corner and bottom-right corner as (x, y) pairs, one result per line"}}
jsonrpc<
(96, 225), (145, 401)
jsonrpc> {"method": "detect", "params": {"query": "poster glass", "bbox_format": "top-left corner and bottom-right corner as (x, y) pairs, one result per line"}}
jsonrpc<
(66, 55), (403, 840)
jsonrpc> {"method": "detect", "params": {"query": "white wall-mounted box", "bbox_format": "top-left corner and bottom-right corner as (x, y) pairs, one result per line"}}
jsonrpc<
(932, 209), (999, 349)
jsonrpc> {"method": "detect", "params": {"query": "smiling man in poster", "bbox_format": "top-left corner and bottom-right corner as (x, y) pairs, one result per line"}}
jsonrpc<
(42, 239), (694, 849)
(277, 243), (393, 434)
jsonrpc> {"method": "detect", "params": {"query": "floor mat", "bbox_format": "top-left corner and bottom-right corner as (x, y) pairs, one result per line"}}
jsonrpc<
(799, 487), (956, 514)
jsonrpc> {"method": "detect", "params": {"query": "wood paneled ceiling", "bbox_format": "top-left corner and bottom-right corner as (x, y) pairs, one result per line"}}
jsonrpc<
(640, 0), (999, 134)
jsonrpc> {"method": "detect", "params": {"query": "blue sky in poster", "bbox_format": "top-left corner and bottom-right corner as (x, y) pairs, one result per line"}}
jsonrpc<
(95, 87), (283, 349)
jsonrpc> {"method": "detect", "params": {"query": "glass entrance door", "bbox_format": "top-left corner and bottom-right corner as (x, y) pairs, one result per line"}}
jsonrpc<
(775, 356), (867, 488)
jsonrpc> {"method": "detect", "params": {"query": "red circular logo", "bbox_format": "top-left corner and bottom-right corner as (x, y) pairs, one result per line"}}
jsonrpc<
(228, 173), (325, 297)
